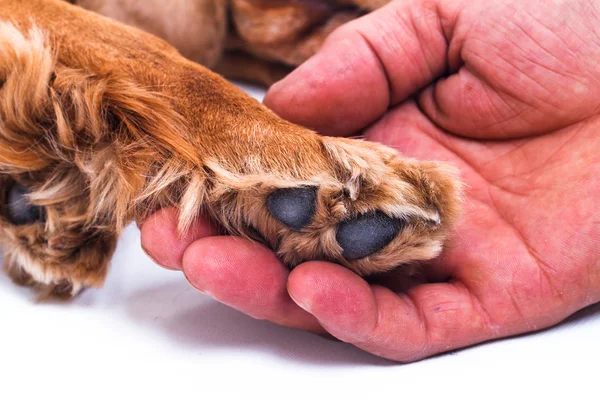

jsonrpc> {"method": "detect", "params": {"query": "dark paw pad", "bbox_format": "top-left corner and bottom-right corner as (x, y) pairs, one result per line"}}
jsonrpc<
(267, 187), (318, 231)
(336, 212), (403, 260)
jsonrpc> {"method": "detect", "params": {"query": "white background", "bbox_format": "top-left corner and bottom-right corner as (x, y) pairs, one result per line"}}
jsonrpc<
(1, 84), (598, 399)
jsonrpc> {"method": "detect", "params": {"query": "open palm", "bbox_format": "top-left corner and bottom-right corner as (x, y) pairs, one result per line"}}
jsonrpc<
(141, 0), (600, 361)
(351, 98), (600, 359)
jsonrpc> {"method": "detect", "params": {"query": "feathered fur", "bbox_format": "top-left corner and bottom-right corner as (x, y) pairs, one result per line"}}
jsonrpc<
(0, 0), (462, 297)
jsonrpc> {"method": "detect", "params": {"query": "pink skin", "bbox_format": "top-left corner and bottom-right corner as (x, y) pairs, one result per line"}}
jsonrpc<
(141, 0), (600, 361)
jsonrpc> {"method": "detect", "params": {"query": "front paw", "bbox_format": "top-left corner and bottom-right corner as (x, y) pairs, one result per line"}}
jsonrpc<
(198, 136), (462, 276)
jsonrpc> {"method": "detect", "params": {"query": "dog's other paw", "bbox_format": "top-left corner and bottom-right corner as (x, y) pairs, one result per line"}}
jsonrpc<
(198, 136), (463, 276)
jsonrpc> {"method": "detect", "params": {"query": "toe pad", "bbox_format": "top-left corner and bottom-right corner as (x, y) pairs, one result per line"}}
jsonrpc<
(267, 187), (318, 231)
(336, 212), (403, 260)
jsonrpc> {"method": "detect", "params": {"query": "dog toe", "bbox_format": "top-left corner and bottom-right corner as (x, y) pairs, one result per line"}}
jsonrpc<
(267, 186), (318, 230)
(336, 212), (404, 260)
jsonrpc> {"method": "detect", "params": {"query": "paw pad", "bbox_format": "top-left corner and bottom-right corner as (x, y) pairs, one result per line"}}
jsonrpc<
(267, 187), (318, 231)
(336, 212), (403, 260)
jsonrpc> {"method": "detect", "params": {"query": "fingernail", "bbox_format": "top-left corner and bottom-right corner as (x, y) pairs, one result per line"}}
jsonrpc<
(289, 291), (312, 313)
(183, 272), (207, 295)
(264, 63), (307, 104)
(141, 242), (158, 263)
(141, 243), (180, 271)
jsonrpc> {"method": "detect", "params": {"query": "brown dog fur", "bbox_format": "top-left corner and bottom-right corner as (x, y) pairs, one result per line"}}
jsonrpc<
(0, 0), (462, 296)
(74, 0), (377, 85)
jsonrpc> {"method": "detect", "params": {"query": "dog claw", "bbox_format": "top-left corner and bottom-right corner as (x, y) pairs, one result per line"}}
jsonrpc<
(336, 212), (403, 260)
(267, 186), (318, 231)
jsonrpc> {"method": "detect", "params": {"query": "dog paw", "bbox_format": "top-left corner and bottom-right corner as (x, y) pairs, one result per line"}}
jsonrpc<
(198, 136), (462, 276)
(0, 13), (459, 295)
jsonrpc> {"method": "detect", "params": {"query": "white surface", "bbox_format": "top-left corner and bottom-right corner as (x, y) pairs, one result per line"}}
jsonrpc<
(1, 84), (599, 399)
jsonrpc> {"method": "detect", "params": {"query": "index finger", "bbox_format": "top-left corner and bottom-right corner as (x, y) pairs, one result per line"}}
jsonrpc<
(287, 262), (496, 362)
(181, 236), (324, 334)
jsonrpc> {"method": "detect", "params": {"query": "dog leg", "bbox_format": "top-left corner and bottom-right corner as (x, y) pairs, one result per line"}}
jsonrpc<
(0, 0), (461, 294)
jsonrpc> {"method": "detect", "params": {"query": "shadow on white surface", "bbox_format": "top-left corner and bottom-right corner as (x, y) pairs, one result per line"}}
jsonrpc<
(122, 280), (394, 366)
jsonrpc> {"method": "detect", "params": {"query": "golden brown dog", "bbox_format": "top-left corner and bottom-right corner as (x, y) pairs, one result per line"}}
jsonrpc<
(0, 0), (462, 297)
(74, 0), (378, 86)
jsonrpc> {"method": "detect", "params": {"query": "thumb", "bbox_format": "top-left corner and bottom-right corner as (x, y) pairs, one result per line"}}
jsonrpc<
(264, 0), (458, 136)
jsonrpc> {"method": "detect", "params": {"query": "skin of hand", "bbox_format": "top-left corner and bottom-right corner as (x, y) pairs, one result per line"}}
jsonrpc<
(140, 0), (600, 361)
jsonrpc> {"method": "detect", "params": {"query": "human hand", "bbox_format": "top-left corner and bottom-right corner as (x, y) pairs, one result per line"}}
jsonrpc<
(141, 0), (600, 361)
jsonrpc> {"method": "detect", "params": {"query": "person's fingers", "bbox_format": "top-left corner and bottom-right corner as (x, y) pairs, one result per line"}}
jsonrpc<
(287, 262), (497, 362)
(182, 236), (324, 333)
(140, 207), (220, 271)
(264, 0), (458, 136)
